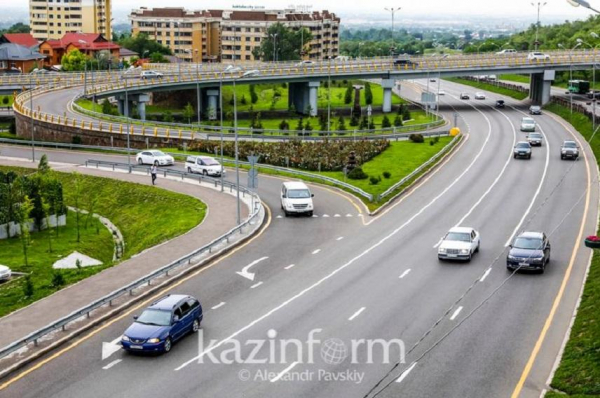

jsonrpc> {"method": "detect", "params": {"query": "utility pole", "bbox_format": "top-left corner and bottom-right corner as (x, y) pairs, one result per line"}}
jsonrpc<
(532, 2), (547, 50)
(384, 7), (401, 57)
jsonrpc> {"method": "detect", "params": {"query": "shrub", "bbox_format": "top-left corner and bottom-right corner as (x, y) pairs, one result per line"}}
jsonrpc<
(409, 133), (424, 143)
(348, 166), (368, 180)
(249, 84), (258, 104)
(2, 97), (8, 105)
(337, 116), (347, 131)
(279, 120), (289, 130)
(23, 275), (34, 297)
(383, 171), (391, 179)
(52, 271), (65, 288)
(430, 139), (434, 146)
(403, 107), (412, 121)
(365, 82), (373, 105)
(163, 111), (174, 123)
(240, 95), (247, 105)
(369, 176), (379, 185)
(72, 136), (82, 145)
(344, 85), (353, 104)
(296, 118), (304, 131)
(350, 114), (359, 127)
(381, 115), (391, 128)
(394, 115), (403, 127)
(305, 120), (313, 131)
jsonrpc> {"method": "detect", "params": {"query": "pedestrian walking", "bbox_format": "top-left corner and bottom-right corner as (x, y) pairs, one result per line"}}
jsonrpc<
(150, 164), (157, 185)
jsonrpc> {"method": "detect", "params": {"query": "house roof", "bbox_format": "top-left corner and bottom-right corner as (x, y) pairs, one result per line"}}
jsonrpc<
(119, 48), (138, 57)
(0, 43), (46, 61)
(40, 33), (120, 52)
(0, 33), (39, 49)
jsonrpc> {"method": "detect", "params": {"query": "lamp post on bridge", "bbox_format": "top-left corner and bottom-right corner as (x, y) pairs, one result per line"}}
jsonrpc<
(559, 42), (582, 117)
(384, 7), (401, 57)
(579, 34), (600, 132)
(566, 0), (600, 13)
(531, 2), (547, 51)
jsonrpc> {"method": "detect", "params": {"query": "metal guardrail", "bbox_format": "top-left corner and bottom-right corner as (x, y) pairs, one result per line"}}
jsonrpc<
(0, 160), (262, 361)
(376, 133), (462, 202)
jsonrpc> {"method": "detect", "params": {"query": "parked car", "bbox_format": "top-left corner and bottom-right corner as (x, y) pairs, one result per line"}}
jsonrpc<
(121, 294), (203, 353)
(437, 227), (480, 262)
(281, 181), (314, 217)
(136, 150), (174, 166)
(185, 155), (225, 176)
(527, 52), (550, 61)
(514, 141), (532, 159)
(460, 93), (470, 100)
(0, 265), (11, 281)
(560, 140), (579, 160)
(527, 133), (544, 147)
(140, 70), (164, 79)
(507, 232), (551, 273)
(529, 105), (542, 115)
(496, 49), (517, 55)
(474, 92), (486, 100)
(520, 117), (536, 132)
(495, 99), (505, 108)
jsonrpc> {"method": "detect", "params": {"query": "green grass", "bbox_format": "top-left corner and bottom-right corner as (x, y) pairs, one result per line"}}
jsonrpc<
(0, 166), (207, 317)
(445, 77), (529, 100)
(0, 95), (13, 107)
(499, 74), (530, 84)
(542, 103), (600, 397)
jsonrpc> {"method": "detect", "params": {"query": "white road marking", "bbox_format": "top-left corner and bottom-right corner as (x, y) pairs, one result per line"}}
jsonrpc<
(346, 214), (353, 217)
(102, 359), (122, 370)
(276, 215), (283, 219)
(270, 361), (299, 382)
(433, 238), (444, 249)
(312, 215), (318, 218)
(322, 214), (330, 218)
(396, 362), (418, 383)
(399, 269), (412, 279)
(336, 236), (344, 241)
(284, 264), (295, 270)
(211, 302), (226, 310)
(312, 249), (321, 254)
(480, 268), (492, 282)
(250, 281), (263, 289)
(236, 256), (269, 281)
(348, 307), (366, 321)
(101, 337), (123, 361)
(334, 214), (341, 217)
(450, 306), (463, 321)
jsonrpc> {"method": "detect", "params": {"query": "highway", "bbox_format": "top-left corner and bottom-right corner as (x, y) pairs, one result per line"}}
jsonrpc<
(0, 80), (597, 398)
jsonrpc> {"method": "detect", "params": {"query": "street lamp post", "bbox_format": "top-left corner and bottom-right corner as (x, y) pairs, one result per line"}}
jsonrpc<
(29, 73), (35, 162)
(567, 0), (600, 13)
(581, 33), (600, 132)
(125, 77), (131, 168)
(270, 33), (278, 62)
(559, 42), (582, 116)
(384, 7), (401, 57)
(531, 2), (547, 50)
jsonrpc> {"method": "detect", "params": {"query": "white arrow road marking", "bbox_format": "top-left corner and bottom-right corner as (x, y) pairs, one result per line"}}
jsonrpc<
(399, 269), (411, 279)
(271, 361), (299, 382)
(480, 268), (492, 282)
(102, 359), (122, 370)
(396, 362), (418, 383)
(348, 307), (366, 321)
(236, 256), (269, 281)
(450, 306), (463, 321)
(211, 302), (226, 310)
(102, 337), (122, 361)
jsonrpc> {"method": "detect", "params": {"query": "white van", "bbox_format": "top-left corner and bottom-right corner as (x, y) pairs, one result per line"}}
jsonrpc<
(281, 181), (314, 216)
(185, 156), (224, 176)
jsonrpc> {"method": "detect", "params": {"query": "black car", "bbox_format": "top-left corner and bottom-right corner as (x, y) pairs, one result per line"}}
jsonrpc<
(495, 100), (505, 108)
(587, 90), (600, 99)
(460, 93), (470, 100)
(561, 140), (579, 160)
(513, 141), (532, 159)
(529, 105), (542, 115)
(393, 59), (416, 67)
(507, 232), (551, 273)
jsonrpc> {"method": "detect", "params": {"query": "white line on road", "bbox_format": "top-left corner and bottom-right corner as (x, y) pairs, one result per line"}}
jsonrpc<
(312, 249), (321, 254)
(396, 362), (418, 383)
(102, 359), (122, 370)
(250, 281), (263, 289)
(276, 215), (283, 219)
(348, 307), (366, 321)
(211, 302), (226, 310)
(346, 214), (353, 217)
(336, 236), (344, 241)
(284, 264), (295, 270)
(480, 268), (492, 282)
(270, 361), (299, 382)
(334, 214), (341, 217)
(399, 269), (412, 279)
(322, 214), (330, 218)
(450, 306), (463, 321)
(433, 238), (443, 249)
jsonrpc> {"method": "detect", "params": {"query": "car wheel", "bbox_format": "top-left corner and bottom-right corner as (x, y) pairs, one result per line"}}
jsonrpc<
(284, 211), (289, 217)
(187, 167), (192, 174)
(528, 154), (531, 159)
(475, 243), (480, 253)
(163, 337), (172, 353)
(137, 158), (143, 165)
(539, 264), (545, 274)
(514, 154), (517, 159)
(192, 319), (200, 333)
(466, 254), (472, 262)
(307, 211), (313, 217)
(203, 170), (208, 176)
(560, 155), (564, 160)
(154, 160), (159, 166)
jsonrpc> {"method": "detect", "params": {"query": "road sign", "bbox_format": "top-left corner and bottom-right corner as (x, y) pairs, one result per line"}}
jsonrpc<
(247, 155), (259, 165)
(248, 168), (259, 189)
(367, 105), (372, 116)
(421, 92), (436, 104)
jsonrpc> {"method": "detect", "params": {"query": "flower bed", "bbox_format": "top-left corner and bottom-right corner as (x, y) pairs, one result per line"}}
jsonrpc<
(584, 235), (600, 249)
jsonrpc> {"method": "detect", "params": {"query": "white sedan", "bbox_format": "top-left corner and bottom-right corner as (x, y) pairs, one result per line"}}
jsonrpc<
(136, 150), (174, 166)
(527, 52), (550, 61)
(474, 92), (486, 100)
(0, 265), (12, 281)
(438, 227), (480, 262)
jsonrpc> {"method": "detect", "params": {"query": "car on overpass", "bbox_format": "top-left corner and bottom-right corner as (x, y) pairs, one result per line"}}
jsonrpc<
(496, 49), (517, 55)
(527, 133), (544, 147)
(136, 150), (174, 166)
(529, 105), (542, 115)
(560, 140), (580, 160)
(520, 117), (536, 132)
(527, 52), (550, 61)
(507, 232), (551, 273)
(393, 58), (417, 67)
(475, 92), (486, 100)
(437, 227), (480, 262)
(121, 294), (203, 353)
(514, 141), (532, 159)
(140, 70), (164, 79)
(185, 156), (225, 177)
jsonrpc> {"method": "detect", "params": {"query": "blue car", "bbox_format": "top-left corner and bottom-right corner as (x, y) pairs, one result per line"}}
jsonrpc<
(121, 294), (203, 353)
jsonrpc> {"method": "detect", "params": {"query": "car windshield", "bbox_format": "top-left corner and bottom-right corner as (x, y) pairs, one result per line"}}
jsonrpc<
(136, 309), (171, 326)
(202, 158), (220, 166)
(564, 142), (577, 148)
(529, 134), (542, 139)
(522, 119), (534, 124)
(445, 232), (471, 242)
(150, 151), (166, 156)
(287, 189), (311, 199)
(513, 237), (543, 250)
(516, 143), (530, 148)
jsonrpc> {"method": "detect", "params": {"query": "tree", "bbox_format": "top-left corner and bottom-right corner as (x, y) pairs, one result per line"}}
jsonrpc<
(382, 115), (391, 128)
(150, 52), (168, 63)
(182, 102), (195, 124)
(365, 82), (373, 105)
(117, 33), (172, 57)
(279, 120), (289, 130)
(252, 23), (313, 61)
(402, 107), (411, 121)
(249, 85), (259, 104)
(296, 118), (304, 131)
(163, 111), (174, 123)
(61, 49), (87, 71)
(72, 173), (82, 243)
(0, 22), (30, 35)
(240, 95), (247, 106)
(344, 85), (353, 105)
(42, 197), (52, 253)
(337, 116), (347, 131)
(305, 120), (313, 131)
(16, 195), (34, 266)
(394, 114), (403, 127)
(38, 154), (50, 174)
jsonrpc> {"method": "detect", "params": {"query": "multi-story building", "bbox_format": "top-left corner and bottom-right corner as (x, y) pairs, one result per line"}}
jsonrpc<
(30, 0), (112, 41)
(129, 7), (340, 63)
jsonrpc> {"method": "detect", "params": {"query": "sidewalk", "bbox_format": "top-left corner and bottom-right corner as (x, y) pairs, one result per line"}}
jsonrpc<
(0, 158), (248, 349)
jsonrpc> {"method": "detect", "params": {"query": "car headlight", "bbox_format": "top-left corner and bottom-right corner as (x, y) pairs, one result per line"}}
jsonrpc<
(460, 249), (469, 254)
(533, 257), (544, 262)
(147, 338), (161, 344)
(122, 335), (130, 342)
(507, 255), (517, 260)
(438, 248), (447, 253)
(286, 204), (294, 209)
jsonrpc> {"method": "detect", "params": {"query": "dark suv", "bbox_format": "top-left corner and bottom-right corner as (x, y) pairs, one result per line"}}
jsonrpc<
(507, 232), (551, 273)
(121, 294), (203, 353)
(560, 140), (579, 160)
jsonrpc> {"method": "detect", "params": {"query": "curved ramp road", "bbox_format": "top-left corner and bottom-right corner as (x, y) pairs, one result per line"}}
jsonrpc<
(0, 82), (597, 398)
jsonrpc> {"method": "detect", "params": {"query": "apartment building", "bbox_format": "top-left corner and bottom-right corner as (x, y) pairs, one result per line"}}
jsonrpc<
(129, 7), (340, 62)
(30, 0), (112, 41)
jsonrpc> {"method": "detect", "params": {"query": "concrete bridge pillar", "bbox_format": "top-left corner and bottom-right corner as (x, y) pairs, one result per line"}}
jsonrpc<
(206, 89), (219, 120)
(381, 79), (395, 113)
(135, 94), (150, 121)
(308, 81), (319, 116)
(288, 81), (320, 116)
(529, 70), (555, 105)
